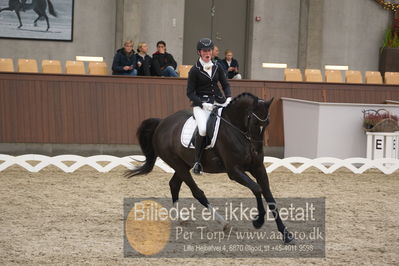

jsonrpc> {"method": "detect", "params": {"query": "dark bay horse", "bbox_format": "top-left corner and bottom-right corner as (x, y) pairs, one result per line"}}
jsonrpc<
(125, 93), (293, 243)
(0, 0), (57, 30)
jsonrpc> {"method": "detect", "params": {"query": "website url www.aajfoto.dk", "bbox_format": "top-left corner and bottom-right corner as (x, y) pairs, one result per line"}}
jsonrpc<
(235, 227), (324, 241)
(175, 226), (324, 243)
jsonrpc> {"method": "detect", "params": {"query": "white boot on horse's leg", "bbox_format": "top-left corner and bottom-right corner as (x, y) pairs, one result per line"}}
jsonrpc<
(207, 204), (230, 231)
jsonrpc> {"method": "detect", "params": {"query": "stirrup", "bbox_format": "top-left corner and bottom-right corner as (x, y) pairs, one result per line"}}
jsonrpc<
(192, 162), (203, 175)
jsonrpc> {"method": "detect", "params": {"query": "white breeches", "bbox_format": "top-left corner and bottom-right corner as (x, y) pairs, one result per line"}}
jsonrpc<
(193, 106), (212, 136)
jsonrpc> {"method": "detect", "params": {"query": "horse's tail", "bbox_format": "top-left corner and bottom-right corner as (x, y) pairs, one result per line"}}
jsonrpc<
(46, 0), (57, 17)
(124, 118), (161, 178)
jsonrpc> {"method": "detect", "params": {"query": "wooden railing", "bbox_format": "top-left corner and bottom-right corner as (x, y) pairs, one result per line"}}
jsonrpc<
(0, 72), (398, 146)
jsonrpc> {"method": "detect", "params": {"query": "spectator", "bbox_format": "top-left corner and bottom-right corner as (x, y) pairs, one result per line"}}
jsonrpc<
(220, 49), (242, 79)
(152, 40), (178, 77)
(135, 42), (152, 76)
(212, 45), (226, 75)
(112, 40), (137, 76)
(212, 45), (221, 62)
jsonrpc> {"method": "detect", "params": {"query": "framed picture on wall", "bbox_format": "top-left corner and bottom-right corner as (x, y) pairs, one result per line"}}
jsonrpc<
(0, 0), (74, 41)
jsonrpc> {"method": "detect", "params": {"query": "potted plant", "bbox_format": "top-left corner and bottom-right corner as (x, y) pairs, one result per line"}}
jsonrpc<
(375, 0), (399, 74)
(363, 109), (399, 132)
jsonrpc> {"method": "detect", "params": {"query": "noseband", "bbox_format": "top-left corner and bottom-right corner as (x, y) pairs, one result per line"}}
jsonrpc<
(251, 111), (270, 123)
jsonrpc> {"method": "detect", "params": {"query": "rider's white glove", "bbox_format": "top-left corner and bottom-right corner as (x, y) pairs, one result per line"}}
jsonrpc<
(223, 97), (232, 107)
(202, 103), (214, 111)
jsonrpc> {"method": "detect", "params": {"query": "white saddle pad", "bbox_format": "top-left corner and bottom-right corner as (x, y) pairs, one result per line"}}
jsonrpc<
(181, 108), (223, 149)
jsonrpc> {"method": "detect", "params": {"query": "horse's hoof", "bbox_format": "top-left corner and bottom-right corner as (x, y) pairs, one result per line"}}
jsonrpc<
(252, 214), (264, 229)
(34, 23), (37, 27)
(252, 219), (264, 229)
(283, 229), (294, 244)
(179, 220), (191, 226)
(18, 25), (22, 28)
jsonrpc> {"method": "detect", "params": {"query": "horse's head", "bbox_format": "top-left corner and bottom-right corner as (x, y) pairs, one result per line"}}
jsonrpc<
(249, 97), (274, 137)
(224, 93), (273, 139)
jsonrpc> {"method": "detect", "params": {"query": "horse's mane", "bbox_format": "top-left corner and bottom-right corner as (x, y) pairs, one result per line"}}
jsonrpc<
(225, 92), (258, 110)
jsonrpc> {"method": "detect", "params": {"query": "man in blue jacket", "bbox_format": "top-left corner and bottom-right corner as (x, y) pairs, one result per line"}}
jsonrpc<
(112, 40), (137, 76)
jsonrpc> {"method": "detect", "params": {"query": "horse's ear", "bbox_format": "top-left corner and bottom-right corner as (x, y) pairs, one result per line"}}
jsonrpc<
(266, 97), (274, 106)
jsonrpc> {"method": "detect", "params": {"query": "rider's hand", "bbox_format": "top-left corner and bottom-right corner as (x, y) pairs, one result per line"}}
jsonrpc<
(202, 103), (214, 111)
(222, 97), (232, 107)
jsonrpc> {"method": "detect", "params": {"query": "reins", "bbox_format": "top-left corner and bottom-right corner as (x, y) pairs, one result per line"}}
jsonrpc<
(214, 109), (270, 143)
(215, 113), (251, 141)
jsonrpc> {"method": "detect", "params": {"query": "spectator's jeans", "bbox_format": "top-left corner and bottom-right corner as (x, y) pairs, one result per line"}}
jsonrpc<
(161, 66), (178, 77)
(120, 69), (137, 76)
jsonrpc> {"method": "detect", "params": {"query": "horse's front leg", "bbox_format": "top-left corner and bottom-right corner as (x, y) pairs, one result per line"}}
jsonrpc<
(250, 165), (294, 243)
(227, 167), (266, 229)
(0, 7), (13, 12)
(15, 10), (23, 28)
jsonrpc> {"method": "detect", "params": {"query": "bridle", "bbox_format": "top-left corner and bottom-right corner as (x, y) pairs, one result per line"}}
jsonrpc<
(215, 109), (270, 142)
(251, 111), (270, 123)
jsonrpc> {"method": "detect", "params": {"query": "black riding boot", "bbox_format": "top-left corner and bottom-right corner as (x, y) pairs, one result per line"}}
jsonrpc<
(193, 135), (206, 175)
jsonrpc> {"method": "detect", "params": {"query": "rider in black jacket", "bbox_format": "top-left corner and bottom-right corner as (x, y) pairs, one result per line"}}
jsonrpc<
(186, 38), (232, 174)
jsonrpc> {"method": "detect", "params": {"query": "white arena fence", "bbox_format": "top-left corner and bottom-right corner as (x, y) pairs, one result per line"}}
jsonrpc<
(0, 154), (399, 175)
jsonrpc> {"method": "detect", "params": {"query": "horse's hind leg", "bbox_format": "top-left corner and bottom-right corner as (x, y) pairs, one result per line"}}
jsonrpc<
(44, 14), (49, 31)
(169, 173), (183, 204)
(250, 166), (294, 243)
(33, 15), (40, 26)
(227, 167), (266, 229)
(162, 154), (228, 227)
(178, 169), (209, 207)
(161, 155), (208, 207)
(179, 168), (228, 226)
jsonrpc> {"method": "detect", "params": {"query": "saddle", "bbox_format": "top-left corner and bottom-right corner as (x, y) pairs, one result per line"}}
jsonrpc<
(180, 107), (223, 149)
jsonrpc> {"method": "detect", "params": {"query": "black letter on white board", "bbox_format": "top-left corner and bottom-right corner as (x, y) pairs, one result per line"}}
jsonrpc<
(376, 139), (382, 150)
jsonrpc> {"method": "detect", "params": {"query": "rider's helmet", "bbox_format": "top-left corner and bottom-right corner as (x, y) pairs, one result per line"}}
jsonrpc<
(197, 38), (214, 51)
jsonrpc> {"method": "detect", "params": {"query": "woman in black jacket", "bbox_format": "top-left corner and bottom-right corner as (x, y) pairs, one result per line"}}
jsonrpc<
(112, 40), (137, 76)
(220, 49), (242, 79)
(186, 38), (232, 174)
(135, 42), (152, 76)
